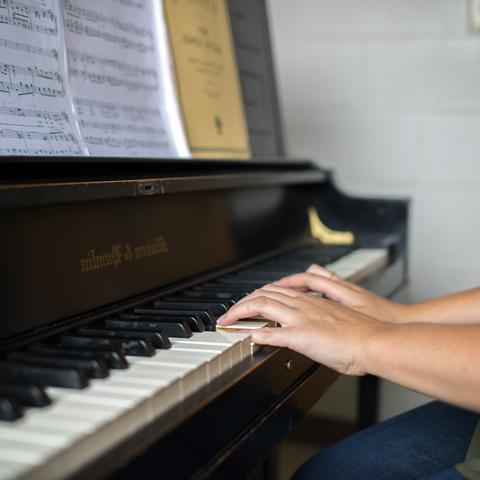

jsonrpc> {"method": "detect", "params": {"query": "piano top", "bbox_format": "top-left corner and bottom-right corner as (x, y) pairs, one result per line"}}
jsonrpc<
(0, 159), (327, 211)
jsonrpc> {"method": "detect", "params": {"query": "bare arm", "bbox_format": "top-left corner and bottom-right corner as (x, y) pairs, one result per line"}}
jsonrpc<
(274, 264), (480, 325)
(364, 322), (480, 412)
(217, 286), (480, 412)
(400, 288), (480, 324)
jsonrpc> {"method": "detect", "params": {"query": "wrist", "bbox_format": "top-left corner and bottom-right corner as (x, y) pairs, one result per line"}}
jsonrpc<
(356, 319), (397, 376)
(389, 302), (414, 324)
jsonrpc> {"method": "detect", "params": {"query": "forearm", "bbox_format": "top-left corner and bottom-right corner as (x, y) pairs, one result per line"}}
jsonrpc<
(362, 322), (480, 412)
(399, 287), (480, 325)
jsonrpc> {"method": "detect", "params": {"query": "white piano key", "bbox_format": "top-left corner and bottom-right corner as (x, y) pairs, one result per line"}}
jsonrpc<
(217, 320), (269, 330)
(146, 385), (181, 418)
(326, 248), (388, 283)
(131, 352), (215, 382)
(172, 344), (224, 353)
(27, 402), (118, 422)
(113, 362), (188, 379)
(0, 461), (29, 479)
(88, 382), (157, 397)
(212, 331), (254, 359)
(0, 425), (68, 448)
(47, 388), (143, 409)
(174, 331), (242, 346)
(0, 424), (81, 463)
(109, 371), (176, 387)
(0, 247), (391, 480)
(18, 415), (98, 436)
(0, 438), (54, 465)
(141, 364), (206, 396)
(120, 360), (204, 399)
(169, 345), (228, 374)
(108, 369), (181, 405)
(174, 330), (251, 361)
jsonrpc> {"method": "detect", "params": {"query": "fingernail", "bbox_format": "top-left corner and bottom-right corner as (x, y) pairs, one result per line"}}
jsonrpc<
(217, 314), (226, 325)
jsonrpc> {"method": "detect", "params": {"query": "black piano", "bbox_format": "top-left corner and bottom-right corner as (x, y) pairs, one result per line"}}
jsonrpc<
(0, 1), (409, 479)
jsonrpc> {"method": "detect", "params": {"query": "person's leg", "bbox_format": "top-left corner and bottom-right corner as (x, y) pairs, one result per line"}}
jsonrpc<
(422, 468), (465, 480)
(292, 401), (479, 480)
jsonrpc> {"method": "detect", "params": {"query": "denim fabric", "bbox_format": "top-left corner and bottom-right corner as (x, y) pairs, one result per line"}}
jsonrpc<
(292, 401), (479, 480)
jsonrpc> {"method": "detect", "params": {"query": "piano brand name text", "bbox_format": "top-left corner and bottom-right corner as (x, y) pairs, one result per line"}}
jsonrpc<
(80, 237), (168, 273)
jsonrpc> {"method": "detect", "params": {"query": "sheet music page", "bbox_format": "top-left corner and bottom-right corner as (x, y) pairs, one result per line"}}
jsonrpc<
(0, 0), (83, 156)
(62, 0), (190, 157)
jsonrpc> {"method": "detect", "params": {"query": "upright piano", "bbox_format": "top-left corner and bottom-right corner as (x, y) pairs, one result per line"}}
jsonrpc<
(0, 1), (409, 479)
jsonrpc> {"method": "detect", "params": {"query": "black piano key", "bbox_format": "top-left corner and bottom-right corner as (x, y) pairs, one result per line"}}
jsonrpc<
(75, 327), (171, 350)
(237, 269), (294, 278)
(212, 282), (266, 292)
(225, 272), (278, 280)
(168, 296), (234, 308)
(134, 307), (214, 330)
(154, 300), (228, 316)
(104, 318), (192, 338)
(0, 362), (89, 389)
(120, 313), (205, 333)
(60, 335), (155, 357)
(259, 261), (311, 270)
(29, 345), (129, 369)
(194, 284), (251, 295)
(216, 277), (272, 287)
(0, 398), (23, 421)
(182, 290), (241, 303)
(0, 383), (51, 407)
(7, 352), (109, 379)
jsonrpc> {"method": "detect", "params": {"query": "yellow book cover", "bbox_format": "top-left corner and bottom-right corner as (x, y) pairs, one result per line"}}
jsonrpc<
(163, 0), (251, 159)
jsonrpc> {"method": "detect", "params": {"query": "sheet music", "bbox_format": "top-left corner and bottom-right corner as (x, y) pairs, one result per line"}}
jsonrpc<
(62, 0), (189, 157)
(0, 0), (83, 156)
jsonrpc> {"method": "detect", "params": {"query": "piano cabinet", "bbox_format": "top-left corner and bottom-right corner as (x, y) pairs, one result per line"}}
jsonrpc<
(0, 159), (408, 480)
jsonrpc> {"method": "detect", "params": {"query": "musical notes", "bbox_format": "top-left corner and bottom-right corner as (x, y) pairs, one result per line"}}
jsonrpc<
(73, 99), (170, 154)
(63, 0), (154, 54)
(0, 62), (64, 99)
(0, 146), (78, 155)
(0, 0), (83, 156)
(0, 105), (82, 155)
(0, 128), (76, 142)
(80, 119), (165, 136)
(0, 37), (58, 59)
(64, 0), (188, 157)
(84, 136), (170, 151)
(1, 0), (189, 158)
(0, 0), (58, 35)
(0, 105), (68, 122)
(0, 80), (64, 97)
(68, 49), (158, 92)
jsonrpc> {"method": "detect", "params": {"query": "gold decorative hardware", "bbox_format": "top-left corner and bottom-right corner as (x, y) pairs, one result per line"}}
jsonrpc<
(308, 207), (354, 246)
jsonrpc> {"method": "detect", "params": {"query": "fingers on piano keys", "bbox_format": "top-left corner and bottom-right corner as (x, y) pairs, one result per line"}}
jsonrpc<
(0, 244), (387, 479)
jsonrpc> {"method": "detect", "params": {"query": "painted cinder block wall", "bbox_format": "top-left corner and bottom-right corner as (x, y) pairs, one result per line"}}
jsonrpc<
(266, 0), (480, 420)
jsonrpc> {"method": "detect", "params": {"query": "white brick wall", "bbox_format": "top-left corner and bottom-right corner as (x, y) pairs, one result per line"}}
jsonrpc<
(267, 0), (480, 420)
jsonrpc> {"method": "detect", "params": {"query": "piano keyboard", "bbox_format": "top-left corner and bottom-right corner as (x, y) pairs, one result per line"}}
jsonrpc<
(0, 245), (387, 480)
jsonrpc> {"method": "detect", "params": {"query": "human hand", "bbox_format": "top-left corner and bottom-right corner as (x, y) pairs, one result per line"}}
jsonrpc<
(217, 285), (388, 376)
(273, 263), (405, 323)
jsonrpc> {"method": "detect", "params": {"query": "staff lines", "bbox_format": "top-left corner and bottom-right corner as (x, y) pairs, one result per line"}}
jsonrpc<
(0, 37), (58, 59)
(0, 0), (58, 35)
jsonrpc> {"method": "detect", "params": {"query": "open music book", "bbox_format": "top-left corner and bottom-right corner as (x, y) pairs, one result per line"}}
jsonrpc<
(0, 0), (190, 157)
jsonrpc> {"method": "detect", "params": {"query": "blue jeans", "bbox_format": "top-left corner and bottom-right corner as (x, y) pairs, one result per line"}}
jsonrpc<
(293, 401), (480, 480)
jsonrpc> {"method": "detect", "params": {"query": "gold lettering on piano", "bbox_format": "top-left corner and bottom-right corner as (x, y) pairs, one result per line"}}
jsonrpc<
(80, 237), (168, 273)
